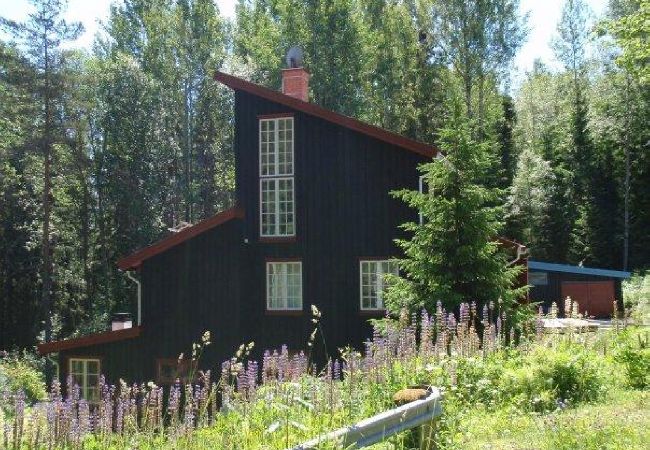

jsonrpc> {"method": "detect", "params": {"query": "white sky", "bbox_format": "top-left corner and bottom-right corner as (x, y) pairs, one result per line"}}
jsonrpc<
(1, 0), (608, 77)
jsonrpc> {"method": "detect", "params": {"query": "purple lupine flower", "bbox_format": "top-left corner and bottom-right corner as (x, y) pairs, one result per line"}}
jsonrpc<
(333, 359), (341, 381)
(447, 312), (457, 330)
(279, 346), (289, 382)
(261, 350), (271, 385)
(183, 384), (195, 429)
(246, 361), (259, 396)
(459, 303), (468, 325)
(78, 399), (90, 436)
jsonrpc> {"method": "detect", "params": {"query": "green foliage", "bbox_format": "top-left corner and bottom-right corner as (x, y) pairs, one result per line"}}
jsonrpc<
(612, 327), (650, 389)
(387, 94), (524, 316)
(451, 341), (608, 413)
(507, 148), (554, 248)
(623, 273), (650, 324)
(0, 351), (46, 403)
(502, 343), (608, 411)
(443, 389), (650, 450)
(603, 0), (650, 85)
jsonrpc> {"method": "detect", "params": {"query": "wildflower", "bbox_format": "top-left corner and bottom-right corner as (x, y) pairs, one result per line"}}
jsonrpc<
(265, 421), (280, 433)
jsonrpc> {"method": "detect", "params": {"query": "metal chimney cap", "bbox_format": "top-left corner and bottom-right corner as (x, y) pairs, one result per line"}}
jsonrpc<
(286, 46), (304, 68)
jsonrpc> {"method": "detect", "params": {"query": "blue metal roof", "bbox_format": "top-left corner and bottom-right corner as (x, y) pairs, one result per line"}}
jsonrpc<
(528, 260), (631, 279)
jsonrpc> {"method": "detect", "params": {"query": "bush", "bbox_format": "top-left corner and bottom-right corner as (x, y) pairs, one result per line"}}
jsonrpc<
(613, 328), (650, 389)
(503, 343), (608, 411)
(0, 351), (47, 403)
(453, 350), (520, 407)
(451, 342), (608, 412)
(623, 273), (650, 325)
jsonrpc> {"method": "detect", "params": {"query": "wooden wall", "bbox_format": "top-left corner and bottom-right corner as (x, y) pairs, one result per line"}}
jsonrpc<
(59, 88), (431, 383)
(529, 270), (623, 316)
(234, 90), (427, 360)
(60, 219), (245, 384)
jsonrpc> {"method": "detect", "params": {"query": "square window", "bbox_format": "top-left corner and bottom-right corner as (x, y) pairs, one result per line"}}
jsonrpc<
(68, 358), (101, 403)
(360, 260), (399, 311)
(267, 262), (302, 310)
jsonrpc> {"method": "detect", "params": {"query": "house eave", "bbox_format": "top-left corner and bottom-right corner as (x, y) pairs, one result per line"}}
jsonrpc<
(37, 326), (142, 355)
(117, 205), (245, 271)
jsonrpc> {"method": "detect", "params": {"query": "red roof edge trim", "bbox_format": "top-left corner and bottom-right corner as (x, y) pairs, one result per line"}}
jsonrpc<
(37, 326), (142, 355)
(214, 71), (439, 159)
(117, 205), (245, 271)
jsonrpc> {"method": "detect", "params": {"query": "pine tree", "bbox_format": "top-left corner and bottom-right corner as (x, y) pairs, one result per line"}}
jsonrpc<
(1, 0), (82, 378)
(386, 94), (524, 317)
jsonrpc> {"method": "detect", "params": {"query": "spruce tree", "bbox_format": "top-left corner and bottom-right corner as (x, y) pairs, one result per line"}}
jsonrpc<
(386, 94), (525, 317)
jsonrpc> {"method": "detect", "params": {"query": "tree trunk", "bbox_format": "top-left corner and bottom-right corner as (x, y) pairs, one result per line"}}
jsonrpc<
(42, 32), (54, 384)
(623, 74), (631, 271)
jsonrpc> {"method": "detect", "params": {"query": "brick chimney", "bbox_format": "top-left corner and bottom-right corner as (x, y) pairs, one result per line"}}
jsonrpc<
(281, 67), (310, 102)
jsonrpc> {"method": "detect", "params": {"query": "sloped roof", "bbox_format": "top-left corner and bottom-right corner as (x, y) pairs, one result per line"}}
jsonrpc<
(528, 260), (631, 279)
(37, 326), (142, 355)
(214, 71), (439, 159)
(117, 206), (245, 271)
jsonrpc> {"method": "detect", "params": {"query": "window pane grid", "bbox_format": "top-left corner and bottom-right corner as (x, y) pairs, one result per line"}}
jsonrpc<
(360, 260), (398, 310)
(267, 262), (302, 310)
(260, 117), (295, 237)
(260, 118), (293, 177)
(69, 358), (100, 403)
(260, 178), (294, 237)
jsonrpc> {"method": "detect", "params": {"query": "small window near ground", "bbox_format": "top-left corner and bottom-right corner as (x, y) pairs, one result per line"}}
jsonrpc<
(156, 359), (195, 384)
(360, 260), (399, 311)
(69, 358), (100, 403)
(267, 261), (302, 310)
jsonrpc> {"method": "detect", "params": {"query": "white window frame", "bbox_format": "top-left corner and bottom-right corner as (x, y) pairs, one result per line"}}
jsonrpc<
(418, 175), (426, 225)
(68, 358), (101, 402)
(260, 177), (295, 237)
(359, 260), (399, 311)
(266, 261), (303, 311)
(259, 117), (295, 238)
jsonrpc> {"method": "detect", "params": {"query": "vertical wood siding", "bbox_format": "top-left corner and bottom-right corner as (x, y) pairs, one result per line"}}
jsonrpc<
(235, 90), (427, 361)
(61, 89), (430, 383)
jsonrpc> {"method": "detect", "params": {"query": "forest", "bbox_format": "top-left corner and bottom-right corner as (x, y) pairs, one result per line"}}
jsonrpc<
(0, 0), (648, 351)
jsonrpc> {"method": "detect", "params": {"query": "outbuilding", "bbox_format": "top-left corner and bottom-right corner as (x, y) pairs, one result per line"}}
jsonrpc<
(528, 260), (631, 318)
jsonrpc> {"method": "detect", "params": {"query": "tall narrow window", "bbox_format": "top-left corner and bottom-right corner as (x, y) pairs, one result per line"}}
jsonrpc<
(360, 260), (399, 311)
(69, 358), (100, 402)
(418, 174), (435, 225)
(267, 261), (302, 310)
(260, 117), (295, 237)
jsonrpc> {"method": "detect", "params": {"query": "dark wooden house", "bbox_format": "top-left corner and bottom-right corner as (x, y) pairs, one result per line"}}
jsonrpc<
(528, 260), (631, 318)
(38, 66), (445, 396)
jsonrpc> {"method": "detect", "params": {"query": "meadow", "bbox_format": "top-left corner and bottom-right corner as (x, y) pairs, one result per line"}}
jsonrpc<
(1, 297), (649, 450)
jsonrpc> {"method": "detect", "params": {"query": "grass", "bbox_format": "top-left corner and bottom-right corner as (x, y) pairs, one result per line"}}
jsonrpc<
(447, 389), (650, 450)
